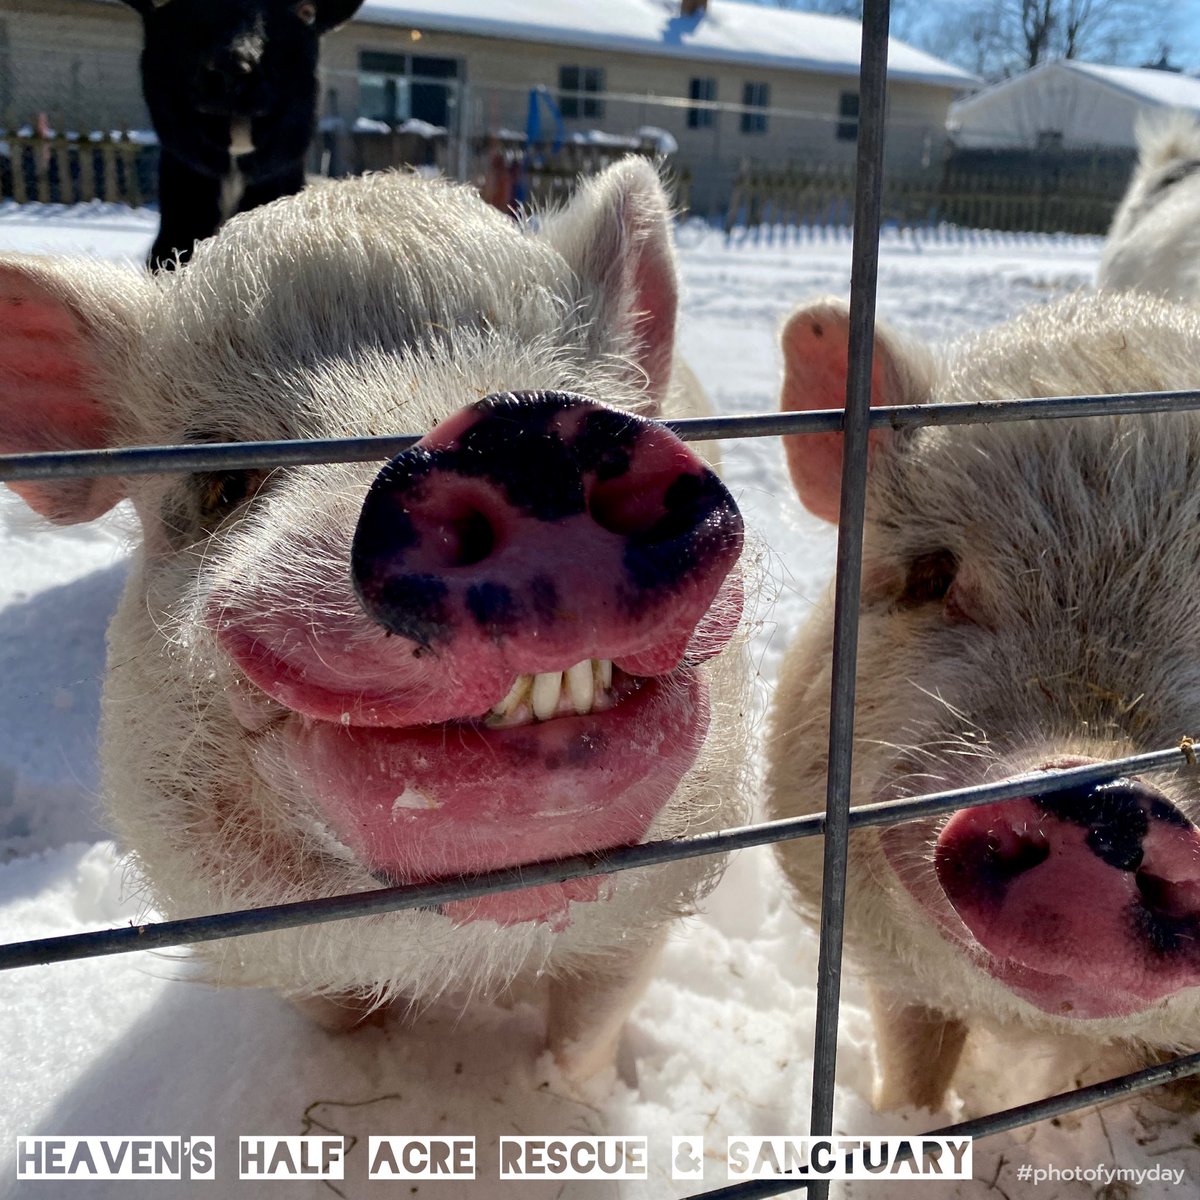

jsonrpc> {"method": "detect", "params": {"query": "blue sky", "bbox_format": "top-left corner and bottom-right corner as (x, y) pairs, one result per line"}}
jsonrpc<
(745, 1), (1200, 75)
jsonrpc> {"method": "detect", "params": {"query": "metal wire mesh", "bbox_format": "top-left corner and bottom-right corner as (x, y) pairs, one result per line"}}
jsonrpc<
(2, 0), (1200, 1193)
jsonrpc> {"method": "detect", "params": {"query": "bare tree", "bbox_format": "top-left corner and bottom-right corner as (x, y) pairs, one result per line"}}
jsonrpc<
(763, 0), (1178, 78)
(1018, 0), (1056, 66)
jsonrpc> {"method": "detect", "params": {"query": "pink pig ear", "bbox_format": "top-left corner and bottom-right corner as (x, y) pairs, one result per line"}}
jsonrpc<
(540, 156), (678, 408)
(779, 300), (932, 524)
(0, 258), (139, 524)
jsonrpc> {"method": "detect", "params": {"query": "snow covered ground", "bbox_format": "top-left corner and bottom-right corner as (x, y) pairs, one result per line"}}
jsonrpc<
(1, 201), (1192, 1199)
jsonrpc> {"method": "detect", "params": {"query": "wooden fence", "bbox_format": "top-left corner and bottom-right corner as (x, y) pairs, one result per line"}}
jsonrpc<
(725, 159), (1129, 236)
(0, 128), (689, 216)
(471, 135), (689, 214)
(1, 131), (155, 206)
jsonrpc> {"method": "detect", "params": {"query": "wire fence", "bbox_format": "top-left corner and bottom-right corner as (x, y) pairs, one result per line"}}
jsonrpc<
(2, 0), (1200, 1194)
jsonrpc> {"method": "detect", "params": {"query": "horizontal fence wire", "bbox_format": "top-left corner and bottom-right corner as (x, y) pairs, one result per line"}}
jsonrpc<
(1, 745), (1191, 970)
(4, 390), (1200, 482)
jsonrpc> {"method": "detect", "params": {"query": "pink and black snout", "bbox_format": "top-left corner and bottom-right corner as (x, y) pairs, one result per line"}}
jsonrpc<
(933, 775), (1200, 1016)
(352, 391), (744, 684)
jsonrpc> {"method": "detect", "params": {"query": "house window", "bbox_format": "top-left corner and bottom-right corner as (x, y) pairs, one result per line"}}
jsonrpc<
(740, 81), (768, 134)
(358, 51), (460, 128)
(559, 65), (605, 119)
(688, 77), (717, 129)
(836, 90), (859, 141)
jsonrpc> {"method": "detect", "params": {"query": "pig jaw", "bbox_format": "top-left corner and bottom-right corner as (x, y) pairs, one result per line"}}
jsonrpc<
(248, 668), (711, 930)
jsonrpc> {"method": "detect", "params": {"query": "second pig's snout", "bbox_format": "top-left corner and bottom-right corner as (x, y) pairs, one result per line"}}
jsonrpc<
(351, 390), (744, 659)
(934, 776), (1200, 1016)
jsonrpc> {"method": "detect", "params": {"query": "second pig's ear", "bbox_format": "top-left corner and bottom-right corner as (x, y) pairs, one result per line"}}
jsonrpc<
(0, 256), (149, 524)
(539, 156), (678, 409)
(779, 300), (933, 524)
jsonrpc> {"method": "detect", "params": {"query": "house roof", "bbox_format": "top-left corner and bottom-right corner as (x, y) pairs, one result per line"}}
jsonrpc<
(1061, 60), (1200, 112)
(355, 0), (977, 90)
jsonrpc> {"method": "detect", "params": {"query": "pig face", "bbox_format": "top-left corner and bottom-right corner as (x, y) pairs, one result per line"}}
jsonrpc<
(767, 291), (1200, 1107)
(0, 162), (747, 1026)
(1099, 111), (1200, 306)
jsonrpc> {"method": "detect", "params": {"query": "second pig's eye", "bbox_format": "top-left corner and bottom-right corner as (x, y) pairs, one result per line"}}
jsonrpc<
(294, 1), (318, 24)
(897, 549), (957, 610)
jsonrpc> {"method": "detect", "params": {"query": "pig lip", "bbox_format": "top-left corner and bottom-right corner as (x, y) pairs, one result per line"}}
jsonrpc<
(239, 662), (710, 931)
(880, 770), (1200, 1019)
(212, 569), (741, 729)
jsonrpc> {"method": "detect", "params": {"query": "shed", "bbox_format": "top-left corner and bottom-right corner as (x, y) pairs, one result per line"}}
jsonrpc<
(947, 60), (1200, 152)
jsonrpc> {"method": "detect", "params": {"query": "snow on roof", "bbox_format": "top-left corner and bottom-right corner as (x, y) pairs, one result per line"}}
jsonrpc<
(355, 0), (977, 89)
(1062, 60), (1200, 113)
(950, 59), (1200, 124)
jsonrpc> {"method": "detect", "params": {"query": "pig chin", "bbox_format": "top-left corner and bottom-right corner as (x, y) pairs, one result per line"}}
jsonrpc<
(880, 769), (1200, 1020)
(228, 653), (711, 932)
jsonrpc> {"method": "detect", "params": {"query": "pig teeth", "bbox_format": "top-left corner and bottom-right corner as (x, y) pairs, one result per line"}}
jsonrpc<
(490, 674), (530, 718)
(487, 659), (615, 724)
(531, 671), (563, 721)
(594, 658), (613, 691)
(566, 659), (594, 714)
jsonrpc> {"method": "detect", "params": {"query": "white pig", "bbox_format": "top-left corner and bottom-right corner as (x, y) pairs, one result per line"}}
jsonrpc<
(1099, 110), (1200, 305)
(0, 159), (749, 1081)
(767, 289), (1200, 1111)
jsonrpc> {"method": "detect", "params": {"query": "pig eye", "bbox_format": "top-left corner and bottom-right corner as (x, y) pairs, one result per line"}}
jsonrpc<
(294, 1), (318, 24)
(897, 549), (957, 610)
(197, 469), (267, 523)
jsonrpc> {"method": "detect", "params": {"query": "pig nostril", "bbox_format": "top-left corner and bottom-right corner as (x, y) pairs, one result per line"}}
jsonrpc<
(1136, 871), (1195, 921)
(451, 504), (492, 564)
(589, 474), (671, 538)
(589, 471), (714, 541)
(936, 824), (1051, 910)
(422, 507), (495, 569)
(983, 832), (1050, 881)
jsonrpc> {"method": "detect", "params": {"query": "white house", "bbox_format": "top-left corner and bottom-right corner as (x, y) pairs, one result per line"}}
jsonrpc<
(947, 59), (1200, 152)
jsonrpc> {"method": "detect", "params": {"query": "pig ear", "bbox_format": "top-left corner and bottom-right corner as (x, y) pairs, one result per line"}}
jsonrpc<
(779, 300), (933, 523)
(540, 156), (678, 408)
(0, 257), (145, 524)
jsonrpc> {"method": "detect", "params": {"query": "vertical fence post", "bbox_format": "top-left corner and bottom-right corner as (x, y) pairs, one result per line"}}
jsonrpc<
(806, 2), (890, 1196)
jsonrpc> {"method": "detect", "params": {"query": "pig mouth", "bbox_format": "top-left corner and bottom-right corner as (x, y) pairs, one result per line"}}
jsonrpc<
(880, 769), (1200, 1020)
(225, 633), (717, 932)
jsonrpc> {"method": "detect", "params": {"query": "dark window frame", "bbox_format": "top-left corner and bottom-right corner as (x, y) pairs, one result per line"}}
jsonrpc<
(837, 89), (859, 141)
(558, 65), (606, 120)
(356, 50), (461, 127)
(740, 81), (769, 135)
(687, 76), (717, 130)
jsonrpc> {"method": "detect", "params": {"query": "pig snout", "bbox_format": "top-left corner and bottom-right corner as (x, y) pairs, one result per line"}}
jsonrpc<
(351, 391), (744, 717)
(213, 391), (744, 928)
(934, 776), (1200, 1018)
